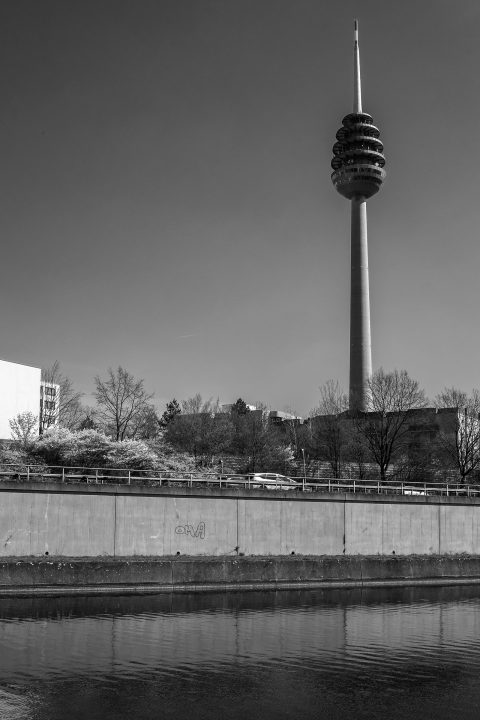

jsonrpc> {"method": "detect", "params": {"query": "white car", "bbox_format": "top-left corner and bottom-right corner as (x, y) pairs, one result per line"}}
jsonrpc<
(226, 473), (300, 490)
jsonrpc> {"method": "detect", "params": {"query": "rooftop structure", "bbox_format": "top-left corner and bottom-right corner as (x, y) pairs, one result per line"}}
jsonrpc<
(220, 403), (257, 414)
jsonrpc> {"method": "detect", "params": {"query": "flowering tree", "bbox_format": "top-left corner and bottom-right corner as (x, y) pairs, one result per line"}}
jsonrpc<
(63, 430), (112, 467)
(9, 411), (39, 451)
(106, 440), (158, 469)
(32, 427), (77, 465)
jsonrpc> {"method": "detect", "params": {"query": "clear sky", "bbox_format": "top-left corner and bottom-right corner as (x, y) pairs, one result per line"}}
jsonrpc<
(1, 0), (479, 417)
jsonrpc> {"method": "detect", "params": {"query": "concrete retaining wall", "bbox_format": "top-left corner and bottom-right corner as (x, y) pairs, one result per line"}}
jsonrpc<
(2, 482), (480, 559)
(2, 555), (480, 596)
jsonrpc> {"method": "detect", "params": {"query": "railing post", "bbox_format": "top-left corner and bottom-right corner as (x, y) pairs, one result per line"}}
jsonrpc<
(96, 468), (99, 484)
(353, 479), (356, 493)
(27, 465), (30, 482)
(62, 467), (65, 483)
(128, 470), (131, 485)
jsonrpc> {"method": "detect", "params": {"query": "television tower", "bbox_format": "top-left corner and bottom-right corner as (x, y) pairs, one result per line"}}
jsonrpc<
(331, 20), (386, 412)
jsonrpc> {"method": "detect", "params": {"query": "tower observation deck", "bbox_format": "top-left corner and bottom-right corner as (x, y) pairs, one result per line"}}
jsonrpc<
(331, 20), (386, 412)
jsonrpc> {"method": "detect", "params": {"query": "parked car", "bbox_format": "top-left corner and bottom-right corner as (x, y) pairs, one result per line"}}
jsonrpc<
(225, 473), (300, 490)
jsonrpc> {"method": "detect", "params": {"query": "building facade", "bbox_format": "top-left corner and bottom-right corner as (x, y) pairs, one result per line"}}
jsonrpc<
(39, 381), (61, 433)
(0, 359), (60, 441)
(0, 360), (42, 440)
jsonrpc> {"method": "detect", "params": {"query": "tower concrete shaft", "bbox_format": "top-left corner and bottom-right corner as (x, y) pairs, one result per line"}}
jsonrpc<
(331, 20), (386, 413)
(350, 198), (372, 412)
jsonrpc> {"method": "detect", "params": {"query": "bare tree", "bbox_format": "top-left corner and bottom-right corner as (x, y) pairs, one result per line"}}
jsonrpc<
(355, 368), (427, 482)
(9, 411), (38, 451)
(77, 406), (99, 430)
(235, 402), (292, 473)
(181, 393), (210, 415)
(310, 380), (349, 478)
(435, 387), (480, 483)
(94, 367), (154, 440)
(344, 425), (370, 479)
(165, 394), (233, 464)
(41, 361), (84, 431)
(130, 404), (161, 440)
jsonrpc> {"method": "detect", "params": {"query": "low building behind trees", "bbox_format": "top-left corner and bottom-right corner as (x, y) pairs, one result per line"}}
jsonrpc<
(304, 405), (476, 483)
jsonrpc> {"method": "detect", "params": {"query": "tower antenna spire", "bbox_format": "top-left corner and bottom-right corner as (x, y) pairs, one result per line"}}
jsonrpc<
(353, 19), (362, 113)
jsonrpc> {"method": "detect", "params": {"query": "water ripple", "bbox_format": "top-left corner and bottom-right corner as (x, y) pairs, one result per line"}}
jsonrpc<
(2, 590), (480, 718)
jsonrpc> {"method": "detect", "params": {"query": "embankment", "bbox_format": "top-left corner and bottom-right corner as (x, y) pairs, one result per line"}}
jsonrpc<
(2, 555), (480, 597)
(2, 481), (480, 595)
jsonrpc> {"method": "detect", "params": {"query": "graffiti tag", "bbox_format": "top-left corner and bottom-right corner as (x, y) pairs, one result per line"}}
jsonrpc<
(175, 522), (206, 539)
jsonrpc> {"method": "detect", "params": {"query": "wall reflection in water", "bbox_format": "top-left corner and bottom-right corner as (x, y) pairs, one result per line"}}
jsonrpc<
(1, 586), (480, 720)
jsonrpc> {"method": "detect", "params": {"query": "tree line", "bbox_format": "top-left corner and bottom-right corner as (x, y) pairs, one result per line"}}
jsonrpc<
(5, 363), (480, 483)
(297, 372), (480, 484)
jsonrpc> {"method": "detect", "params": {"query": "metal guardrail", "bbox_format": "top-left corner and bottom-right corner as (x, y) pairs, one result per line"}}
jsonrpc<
(0, 464), (478, 498)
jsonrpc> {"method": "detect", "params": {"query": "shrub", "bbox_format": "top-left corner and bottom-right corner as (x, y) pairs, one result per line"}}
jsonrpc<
(64, 430), (112, 467)
(106, 439), (158, 470)
(32, 427), (76, 465)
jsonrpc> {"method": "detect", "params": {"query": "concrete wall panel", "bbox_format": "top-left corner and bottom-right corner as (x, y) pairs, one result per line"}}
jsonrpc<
(344, 502), (383, 555)
(345, 501), (439, 555)
(238, 499), (344, 555)
(380, 502), (439, 555)
(439, 505), (480, 554)
(114, 495), (237, 556)
(0, 492), (115, 557)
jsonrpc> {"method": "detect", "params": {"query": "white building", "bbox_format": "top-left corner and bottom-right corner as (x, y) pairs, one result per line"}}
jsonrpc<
(0, 360), (61, 441)
(40, 381), (60, 432)
(0, 360), (42, 440)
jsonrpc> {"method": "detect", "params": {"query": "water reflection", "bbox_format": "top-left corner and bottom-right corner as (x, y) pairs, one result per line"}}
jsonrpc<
(1, 586), (480, 719)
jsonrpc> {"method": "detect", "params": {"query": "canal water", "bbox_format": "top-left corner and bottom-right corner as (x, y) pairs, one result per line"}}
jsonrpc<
(1, 586), (480, 719)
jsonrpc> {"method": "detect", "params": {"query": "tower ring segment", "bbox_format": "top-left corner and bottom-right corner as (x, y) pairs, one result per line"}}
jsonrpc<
(331, 112), (386, 200)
